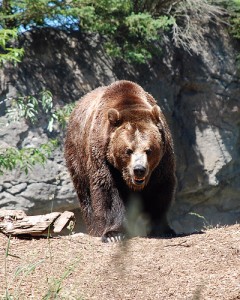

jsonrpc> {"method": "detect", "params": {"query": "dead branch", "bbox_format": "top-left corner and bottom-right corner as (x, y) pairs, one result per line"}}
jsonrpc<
(0, 210), (75, 237)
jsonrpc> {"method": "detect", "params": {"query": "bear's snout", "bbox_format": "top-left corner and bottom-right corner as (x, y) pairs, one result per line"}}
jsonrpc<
(133, 165), (147, 186)
(133, 165), (146, 178)
(130, 153), (149, 187)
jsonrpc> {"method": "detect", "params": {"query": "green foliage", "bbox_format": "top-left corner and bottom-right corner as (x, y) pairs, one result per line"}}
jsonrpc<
(229, 0), (240, 39)
(0, 28), (24, 65)
(1, 90), (74, 176)
(7, 90), (75, 131)
(212, 0), (240, 39)
(49, 102), (76, 132)
(214, 0), (240, 65)
(74, 1), (174, 62)
(123, 13), (175, 62)
(0, 0), (175, 63)
(0, 140), (58, 175)
(7, 91), (51, 124)
(126, 13), (174, 37)
(1, 0), (68, 28)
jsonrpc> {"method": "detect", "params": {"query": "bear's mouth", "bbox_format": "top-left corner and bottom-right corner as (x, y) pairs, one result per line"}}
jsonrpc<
(133, 177), (145, 185)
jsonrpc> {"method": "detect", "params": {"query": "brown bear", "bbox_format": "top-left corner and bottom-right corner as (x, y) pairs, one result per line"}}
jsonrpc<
(64, 80), (176, 242)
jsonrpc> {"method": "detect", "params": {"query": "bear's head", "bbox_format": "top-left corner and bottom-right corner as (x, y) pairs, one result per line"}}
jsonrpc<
(107, 105), (165, 191)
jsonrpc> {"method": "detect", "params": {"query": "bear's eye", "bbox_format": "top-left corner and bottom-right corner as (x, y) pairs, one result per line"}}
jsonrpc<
(126, 148), (133, 155)
(145, 148), (152, 155)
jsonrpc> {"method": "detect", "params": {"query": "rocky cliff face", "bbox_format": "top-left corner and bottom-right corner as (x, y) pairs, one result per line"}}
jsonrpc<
(0, 23), (239, 233)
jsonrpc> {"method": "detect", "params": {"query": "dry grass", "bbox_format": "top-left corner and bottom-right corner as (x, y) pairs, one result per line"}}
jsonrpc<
(169, 0), (227, 54)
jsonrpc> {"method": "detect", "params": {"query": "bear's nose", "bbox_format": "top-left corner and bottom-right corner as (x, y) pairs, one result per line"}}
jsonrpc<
(133, 165), (146, 178)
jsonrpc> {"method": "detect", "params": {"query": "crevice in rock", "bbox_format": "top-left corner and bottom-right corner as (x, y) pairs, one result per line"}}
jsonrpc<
(16, 128), (30, 149)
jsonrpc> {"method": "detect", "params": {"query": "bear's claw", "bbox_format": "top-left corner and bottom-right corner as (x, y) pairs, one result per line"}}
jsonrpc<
(102, 231), (125, 243)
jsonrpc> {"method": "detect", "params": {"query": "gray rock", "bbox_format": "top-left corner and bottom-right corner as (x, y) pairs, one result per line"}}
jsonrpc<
(0, 117), (28, 147)
(3, 182), (12, 189)
(0, 192), (34, 211)
(7, 183), (27, 195)
(21, 182), (57, 201)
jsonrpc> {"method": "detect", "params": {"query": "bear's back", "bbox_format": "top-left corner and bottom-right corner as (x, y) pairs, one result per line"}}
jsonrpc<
(103, 80), (156, 111)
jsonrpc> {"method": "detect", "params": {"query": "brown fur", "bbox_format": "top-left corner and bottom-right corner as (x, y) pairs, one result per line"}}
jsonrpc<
(64, 80), (176, 241)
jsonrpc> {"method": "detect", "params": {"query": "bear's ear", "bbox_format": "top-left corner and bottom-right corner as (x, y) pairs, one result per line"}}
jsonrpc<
(108, 108), (121, 126)
(151, 105), (161, 124)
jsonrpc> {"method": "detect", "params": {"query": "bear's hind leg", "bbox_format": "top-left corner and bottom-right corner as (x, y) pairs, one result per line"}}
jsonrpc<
(143, 180), (176, 238)
(149, 214), (176, 238)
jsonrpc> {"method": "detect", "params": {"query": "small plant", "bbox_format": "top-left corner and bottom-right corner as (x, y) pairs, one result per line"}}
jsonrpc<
(12, 260), (44, 299)
(0, 139), (58, 175)
(7, 90), (53, 126)
(43, 262), (79, 300)
(7, 91), (75, 132)
(4, 235), (13, 300)
(48, 102), (76, 132)
(188, 212), (213, 230)
(3, 235), (45, 299)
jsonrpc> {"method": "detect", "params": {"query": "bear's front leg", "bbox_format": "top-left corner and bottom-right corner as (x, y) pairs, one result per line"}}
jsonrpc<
(90, 178), (126, 243)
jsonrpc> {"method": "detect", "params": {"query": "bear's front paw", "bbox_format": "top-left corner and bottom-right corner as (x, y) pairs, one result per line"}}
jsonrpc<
(102, 231), (125, 243)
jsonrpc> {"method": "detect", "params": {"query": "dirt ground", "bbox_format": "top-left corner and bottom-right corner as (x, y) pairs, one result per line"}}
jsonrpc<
(0, 224), (239, 300)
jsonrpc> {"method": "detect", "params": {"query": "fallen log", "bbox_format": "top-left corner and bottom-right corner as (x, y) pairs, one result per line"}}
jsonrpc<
(0, 210), (75, 237)
(0, 209), (27, 220)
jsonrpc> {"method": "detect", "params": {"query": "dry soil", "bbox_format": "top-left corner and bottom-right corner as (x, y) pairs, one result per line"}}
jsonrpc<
(0, 224), (240, 300)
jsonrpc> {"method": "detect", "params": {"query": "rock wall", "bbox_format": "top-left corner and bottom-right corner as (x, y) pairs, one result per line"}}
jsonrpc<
(0, 24), (240, 233)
